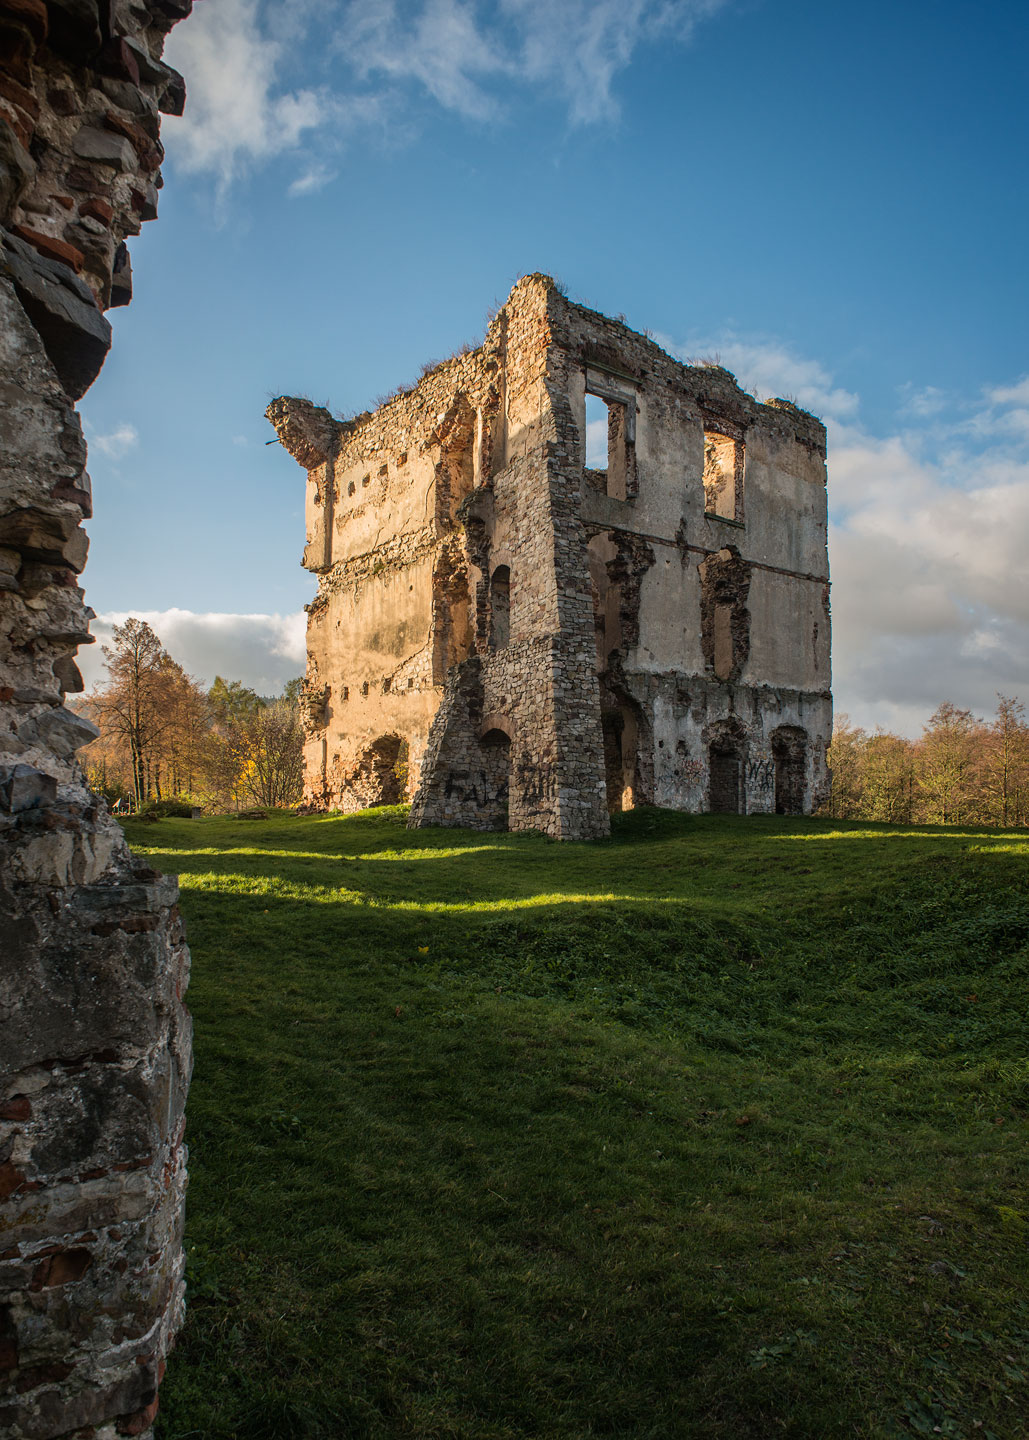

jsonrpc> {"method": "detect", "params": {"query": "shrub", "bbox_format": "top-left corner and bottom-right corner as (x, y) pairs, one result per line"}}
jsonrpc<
(138, 797), (197, 819)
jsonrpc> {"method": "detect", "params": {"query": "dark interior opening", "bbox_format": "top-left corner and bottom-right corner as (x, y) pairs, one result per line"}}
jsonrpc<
(709, 744), (740, 814)
(489, 565), (510, 650)
(772, 727), (807, 815)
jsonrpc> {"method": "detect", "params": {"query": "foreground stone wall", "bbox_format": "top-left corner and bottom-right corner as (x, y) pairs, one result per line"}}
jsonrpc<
(271, 275), (831, 838)
(1, 3), (192, 1436)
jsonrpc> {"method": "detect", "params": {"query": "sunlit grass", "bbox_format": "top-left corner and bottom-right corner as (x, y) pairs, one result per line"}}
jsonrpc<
(131, 806), (1029, 1440)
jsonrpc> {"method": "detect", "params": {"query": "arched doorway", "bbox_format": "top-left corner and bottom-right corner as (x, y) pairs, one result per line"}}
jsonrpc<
(356, 734), (409, 807)
(709, 741), (740, 813)
(772, 726), (807, 815)
(480, 726), (511, 828)
(707, 718), (746, 814)
(602, 706), (640, 812)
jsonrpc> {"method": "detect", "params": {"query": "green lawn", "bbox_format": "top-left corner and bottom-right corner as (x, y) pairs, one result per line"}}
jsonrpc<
(125, 808), (1029, 1440)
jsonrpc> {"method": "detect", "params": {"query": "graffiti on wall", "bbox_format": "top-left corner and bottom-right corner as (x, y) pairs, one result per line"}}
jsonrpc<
(746, 756), (774, 792)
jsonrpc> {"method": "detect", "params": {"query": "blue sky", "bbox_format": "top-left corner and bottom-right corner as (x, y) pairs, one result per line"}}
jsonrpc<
(77, 0), (1029, 732)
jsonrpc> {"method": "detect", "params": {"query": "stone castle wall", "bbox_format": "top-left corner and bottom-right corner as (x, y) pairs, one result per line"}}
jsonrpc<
(1, 3), (192, 1437)
(272, 275), (831, 840)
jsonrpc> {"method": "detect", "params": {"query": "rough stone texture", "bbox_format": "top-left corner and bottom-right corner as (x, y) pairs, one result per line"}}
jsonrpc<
(0, 3), (193, 1436)
(270, 276), (832, 838)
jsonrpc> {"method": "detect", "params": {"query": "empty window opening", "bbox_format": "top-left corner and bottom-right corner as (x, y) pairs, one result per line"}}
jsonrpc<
(489, 565), (510, 650)
(709, 742), (741, 814)
(585, 393), (610, 469)
(703, 431), (744, 521)
(772, 727), (807, 815)
(584, 382), (636, 500)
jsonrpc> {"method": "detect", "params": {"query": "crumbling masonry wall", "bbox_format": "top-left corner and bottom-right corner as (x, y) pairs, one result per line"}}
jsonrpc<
(0, 4), (192, 1438)
(269, 275), (831, 840)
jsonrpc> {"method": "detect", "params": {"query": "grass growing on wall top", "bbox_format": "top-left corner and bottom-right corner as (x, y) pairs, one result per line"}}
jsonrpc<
(128, 808), (1029, 1440)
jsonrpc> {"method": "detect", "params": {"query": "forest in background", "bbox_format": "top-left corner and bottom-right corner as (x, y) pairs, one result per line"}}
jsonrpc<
(827, 698), (1029, 827)
(77, 617), (303, 813)
(77, 618), (1029, 827)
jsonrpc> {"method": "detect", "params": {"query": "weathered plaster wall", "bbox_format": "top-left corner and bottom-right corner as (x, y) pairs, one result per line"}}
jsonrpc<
(0, 4), (192, 1437)
(271, 274), (831, 840)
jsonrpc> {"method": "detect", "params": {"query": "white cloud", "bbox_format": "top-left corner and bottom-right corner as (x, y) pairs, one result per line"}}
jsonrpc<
(163, 0), (729, 189)
(341, 0), (727, 124)
(343, 0), (505, 121)
(653, 331), (1029, 734)
(498, 0), (727, 124)
(988, 376), (1029, 408)
(288, 163), (337, 197)
(79, 609), (306, 697)
(828, 389), (1029, 733)
(661, 330), (859, 422)
(86, 421), (139, 460)
(163, 0), (333, 190)
(898, 383), (946, 419)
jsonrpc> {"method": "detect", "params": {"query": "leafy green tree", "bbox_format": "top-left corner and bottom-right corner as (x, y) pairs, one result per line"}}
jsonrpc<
(826, 716), (866, 818)
(918, 703), (980, 825)
(862, 731), (917, 823)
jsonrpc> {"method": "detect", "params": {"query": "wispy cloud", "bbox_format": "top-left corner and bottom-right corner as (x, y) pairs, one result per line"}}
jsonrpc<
(343, 0), (730, 123)
(80, 609), (306, 696)
(288, 163), (338, 197)
(163, 0), (729, 190)
(662, 330), (859, 422)
(86, 421), (139, 460)
(163, 0), (350, 191)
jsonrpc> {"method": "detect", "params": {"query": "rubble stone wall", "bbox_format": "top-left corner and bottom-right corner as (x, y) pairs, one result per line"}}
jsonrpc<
(0, 3), (193, 1437)
(271, 273), (832, 840)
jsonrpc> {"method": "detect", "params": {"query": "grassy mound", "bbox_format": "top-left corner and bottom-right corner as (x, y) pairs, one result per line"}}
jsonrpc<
(124, 809), (1029, 1440)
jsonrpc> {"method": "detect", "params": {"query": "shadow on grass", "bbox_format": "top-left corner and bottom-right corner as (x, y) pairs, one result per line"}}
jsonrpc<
(124, 810), (1029, 1440)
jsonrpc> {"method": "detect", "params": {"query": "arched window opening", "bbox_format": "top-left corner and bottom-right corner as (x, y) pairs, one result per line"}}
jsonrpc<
(489, 565), (510, 650)
(772, 727), (807, 815)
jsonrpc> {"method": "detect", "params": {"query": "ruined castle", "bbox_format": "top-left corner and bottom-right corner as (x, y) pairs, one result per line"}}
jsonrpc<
(269, 276), (832, 839)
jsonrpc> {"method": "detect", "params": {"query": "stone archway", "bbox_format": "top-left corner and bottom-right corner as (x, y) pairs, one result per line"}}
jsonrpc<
(351, 734), (410, 808)
(479, 725), (511, 828)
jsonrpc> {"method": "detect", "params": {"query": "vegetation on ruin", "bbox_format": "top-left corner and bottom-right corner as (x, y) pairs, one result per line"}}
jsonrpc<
(126, 807), (1029, 1440)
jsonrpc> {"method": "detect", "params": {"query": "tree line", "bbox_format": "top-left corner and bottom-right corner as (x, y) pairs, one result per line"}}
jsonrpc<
(78, 617), (304, 812)
(827, 697), (1029, 827)
(79, 620), (1029, 828)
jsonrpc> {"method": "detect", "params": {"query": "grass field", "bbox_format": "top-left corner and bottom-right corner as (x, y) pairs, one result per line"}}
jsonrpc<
(123, 807), (1029, 1440)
